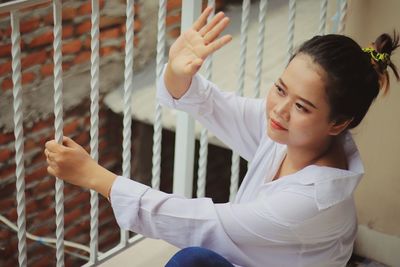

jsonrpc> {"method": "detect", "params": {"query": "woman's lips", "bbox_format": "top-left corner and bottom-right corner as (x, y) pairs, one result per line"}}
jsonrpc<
(270, 118), (288, 131)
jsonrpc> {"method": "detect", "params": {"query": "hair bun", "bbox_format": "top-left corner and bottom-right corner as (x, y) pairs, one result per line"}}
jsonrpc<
(364, 31), (400, 93)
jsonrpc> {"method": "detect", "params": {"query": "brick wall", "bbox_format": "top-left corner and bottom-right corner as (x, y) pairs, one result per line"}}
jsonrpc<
(0, 0), (228, 266)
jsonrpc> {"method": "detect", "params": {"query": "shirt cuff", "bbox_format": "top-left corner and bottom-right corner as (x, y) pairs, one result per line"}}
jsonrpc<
(110, 176), (150, 230)
(156, 64), (213, 116)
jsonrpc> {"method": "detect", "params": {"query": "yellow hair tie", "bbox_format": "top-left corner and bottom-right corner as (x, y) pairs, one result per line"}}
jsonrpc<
(362, 47), (390, 65)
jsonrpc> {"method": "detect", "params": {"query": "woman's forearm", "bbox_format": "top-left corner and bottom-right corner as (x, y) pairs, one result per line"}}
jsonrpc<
(164, 62), (193, 99)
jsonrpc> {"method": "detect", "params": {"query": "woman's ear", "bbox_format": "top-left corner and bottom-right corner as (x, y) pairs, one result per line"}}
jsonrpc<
(328, 117), (353, 136)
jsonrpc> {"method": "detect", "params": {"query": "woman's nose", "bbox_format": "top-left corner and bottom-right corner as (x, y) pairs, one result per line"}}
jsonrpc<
(274, 100), (290, 121)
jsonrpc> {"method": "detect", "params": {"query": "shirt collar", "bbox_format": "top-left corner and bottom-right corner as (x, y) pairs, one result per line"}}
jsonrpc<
(291, 131), (364, 210)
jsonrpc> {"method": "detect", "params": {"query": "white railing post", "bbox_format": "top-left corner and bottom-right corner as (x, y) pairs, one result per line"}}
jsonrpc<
(172, 0), (201, 197)
(52, 0), (65, 265)
(11, 10), (27, 267)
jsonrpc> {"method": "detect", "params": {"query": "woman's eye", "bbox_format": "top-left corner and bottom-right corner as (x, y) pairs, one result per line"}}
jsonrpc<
(295, 103), (308, 112)
(275, 84), (285, 95)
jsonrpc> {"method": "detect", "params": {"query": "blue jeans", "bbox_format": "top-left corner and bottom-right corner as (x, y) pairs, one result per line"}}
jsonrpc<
(165, 247), (234, 267)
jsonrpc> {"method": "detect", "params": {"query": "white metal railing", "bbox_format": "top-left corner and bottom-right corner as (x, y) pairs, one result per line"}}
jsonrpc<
(0, 0), (349, 266)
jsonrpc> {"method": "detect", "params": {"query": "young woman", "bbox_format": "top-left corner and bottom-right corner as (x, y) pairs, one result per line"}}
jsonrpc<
(44, 7), (399, 267)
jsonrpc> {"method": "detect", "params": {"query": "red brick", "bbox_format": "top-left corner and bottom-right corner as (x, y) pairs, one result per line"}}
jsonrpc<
(1, 78), (12, 91)
(100, 46), (116, 56)
(36, 178), (55, 192)
(100, 28), (120, 41)
(7, 207), (17, 221)
(0, 132), (14, 145)
(65, 222), (89, 240)
(21, 50), (47, 69)
(30, 116), (54, 132)
(2, 71), (37, 90)
(62, 25), (74, 39)
(167, 0), (182, 12)
(0, 44), (11, 58)
(64, 120), (81, 135)
(62, 7), (77, 21)
(29, 31), (53, 48)
(0, 164), (16, 178)
(25, 166), (48, 184)
(74, 132), (90, 147)
(31, 224), (54, 237)
(169, 27), (181, 38)
(64, 208), (82, 225)
(0, 148), (14, 162)
(24, 137), (36, 152)
(76, 20), (91, 35)
(21, 71), (35, 84)
(20, 18), (40, 33)
(43, 12), (53, 25)
(0, 61), (12, 76)
(82, 37), (91, 49)
(62, 39), (82, 54)
(166, 14), (181, 27)
(35, 206), (55, 221)
(40, 63), (53, 77)
(0, 198), (15, 214)
(73, 51), (91, 64)
(65, 192), (89, 212)
(25, 199), (38, 214)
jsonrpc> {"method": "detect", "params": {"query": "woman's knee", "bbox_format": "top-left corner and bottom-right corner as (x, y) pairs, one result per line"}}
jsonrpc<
(165, 246), (233, 267)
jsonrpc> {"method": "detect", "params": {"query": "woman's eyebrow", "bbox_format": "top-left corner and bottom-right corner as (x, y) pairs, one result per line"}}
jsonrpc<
(278, 78), (318, 109)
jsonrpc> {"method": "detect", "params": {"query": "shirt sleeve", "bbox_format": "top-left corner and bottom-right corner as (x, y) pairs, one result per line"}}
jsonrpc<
(157, 66), (266, 162)
(110, 176), (321, 266)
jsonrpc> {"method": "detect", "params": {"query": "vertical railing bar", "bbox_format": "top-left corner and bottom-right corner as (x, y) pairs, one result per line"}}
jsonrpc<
(253, 0), (268, 98)
(230, 0), (250, 202)
(286, 0), (296, 64)
(196, 0), (215, 198)
(89, 0), (100, 263)
(152, 0), (167, 190)
(52, 0), (64, 265)
(121, 0), (135, 246)
(11, 10), (27, 267)
(337, 0), (347, 34)
(172, 0), (201, 197)
(318, 0), (328, 35)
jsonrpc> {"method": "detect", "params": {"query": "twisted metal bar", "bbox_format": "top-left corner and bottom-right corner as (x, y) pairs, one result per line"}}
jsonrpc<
(152, 0), (167, 190)
(120, 0), (135, 245)
(196, 0), (215, 198)
(286, 0), (296, 64)
(230, 0), (250, 201)
(52, 0), (64, 265)
(89, 0), (99, 263)
(11, 10), (27, 267)
(318, 0), (327, 35)
(337, 0), (348, 34)
(253, 0), (268, 98)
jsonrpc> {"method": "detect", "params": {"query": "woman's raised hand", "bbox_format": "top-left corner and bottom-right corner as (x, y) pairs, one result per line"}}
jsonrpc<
(165, 7), (232, 98)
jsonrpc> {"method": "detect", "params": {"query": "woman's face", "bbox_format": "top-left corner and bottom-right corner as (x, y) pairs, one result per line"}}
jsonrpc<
(266, 54), (338, 149)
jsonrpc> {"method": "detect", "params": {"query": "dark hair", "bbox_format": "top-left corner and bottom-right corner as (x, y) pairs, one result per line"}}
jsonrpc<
(292, 32), (399, 129)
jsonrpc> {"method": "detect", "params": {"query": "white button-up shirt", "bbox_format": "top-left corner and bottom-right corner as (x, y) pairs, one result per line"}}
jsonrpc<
(110, 70), (364, 267)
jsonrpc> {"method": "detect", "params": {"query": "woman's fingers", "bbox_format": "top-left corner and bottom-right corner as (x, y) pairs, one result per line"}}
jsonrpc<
(204, 17), (230, 44)
(199, 11), (225, 37)
(192, 6), (213, 31)
(205, 34), (233, 55)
